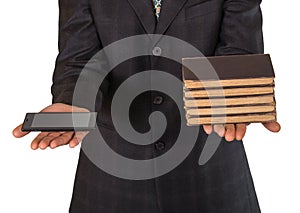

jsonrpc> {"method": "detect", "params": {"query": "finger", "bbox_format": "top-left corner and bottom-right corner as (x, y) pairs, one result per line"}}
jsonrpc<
(31, 132), (49, 150)
(69, 131), (89, 148)
(262, 121), (281, 133)
(203, 125), (213, 135)
(224, 124), (235, 142)
(12, 124), (29, 138)
(50, 132), (74, 149)
(38, 132), (64, 149)
(48, 132), (63, 138)
(213, 125), (225, 137)
(235, 123), (247, 141)
(38, 132), (62, 149)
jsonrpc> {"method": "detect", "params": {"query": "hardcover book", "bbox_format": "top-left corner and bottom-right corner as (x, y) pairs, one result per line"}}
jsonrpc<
(182, 54), (277, 125)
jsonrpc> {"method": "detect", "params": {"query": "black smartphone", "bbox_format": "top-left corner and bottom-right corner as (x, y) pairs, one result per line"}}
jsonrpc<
(21, 112), (97, 131)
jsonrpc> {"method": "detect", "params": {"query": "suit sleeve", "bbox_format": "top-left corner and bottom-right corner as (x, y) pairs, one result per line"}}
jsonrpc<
(51, 0), (109, 111)
(214, 0), (264, 55)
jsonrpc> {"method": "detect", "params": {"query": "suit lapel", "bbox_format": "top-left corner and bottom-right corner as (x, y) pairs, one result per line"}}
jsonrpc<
(127, 0), (156, 34)
(155, 0), (188, 35)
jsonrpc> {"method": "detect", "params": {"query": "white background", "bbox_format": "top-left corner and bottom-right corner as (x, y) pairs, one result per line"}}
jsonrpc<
(0, 1), (299, 212)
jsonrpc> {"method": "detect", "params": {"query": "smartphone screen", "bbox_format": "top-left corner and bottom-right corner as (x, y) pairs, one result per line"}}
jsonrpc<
(22, 112), (97, 131)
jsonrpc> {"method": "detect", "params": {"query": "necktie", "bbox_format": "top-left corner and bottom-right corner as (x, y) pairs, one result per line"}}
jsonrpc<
(153, 0), (162, 19)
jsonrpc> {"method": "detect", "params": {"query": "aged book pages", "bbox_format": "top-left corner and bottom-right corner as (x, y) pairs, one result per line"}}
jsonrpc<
(187, 113), (276, 125)
(182, 54), (277, 125)
(186, 105), (275, 116)
(183, 95), (275, 107)
(184, 86), (274, 98)
(184, 77), (274, 89)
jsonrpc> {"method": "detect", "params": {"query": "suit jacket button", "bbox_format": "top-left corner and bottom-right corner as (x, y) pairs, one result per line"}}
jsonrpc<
(152, 46), (162, 56)
(155, 141), (165, 151)
(153, 96), (164, 105)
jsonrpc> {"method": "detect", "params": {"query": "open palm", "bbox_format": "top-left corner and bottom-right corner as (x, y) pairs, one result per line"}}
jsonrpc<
(13, 103), (89, 149)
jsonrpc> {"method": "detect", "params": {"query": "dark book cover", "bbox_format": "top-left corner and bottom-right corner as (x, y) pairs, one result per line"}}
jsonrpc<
(182, 54), (275, 81)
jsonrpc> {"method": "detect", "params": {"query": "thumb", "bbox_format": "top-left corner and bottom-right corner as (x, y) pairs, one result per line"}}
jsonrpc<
(12, 124), (29, 138)
(262, 121), (281, 133)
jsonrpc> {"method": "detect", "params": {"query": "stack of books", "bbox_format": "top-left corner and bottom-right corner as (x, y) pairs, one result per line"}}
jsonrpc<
(182, 54), (277, 126)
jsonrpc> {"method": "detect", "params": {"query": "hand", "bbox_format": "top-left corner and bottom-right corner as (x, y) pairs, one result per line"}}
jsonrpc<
(203, 121), (281, 142)
(12, 103), (90, 150)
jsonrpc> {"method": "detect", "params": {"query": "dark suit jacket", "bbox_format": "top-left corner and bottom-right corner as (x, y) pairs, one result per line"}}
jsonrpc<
(52, 0), (263, 212)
